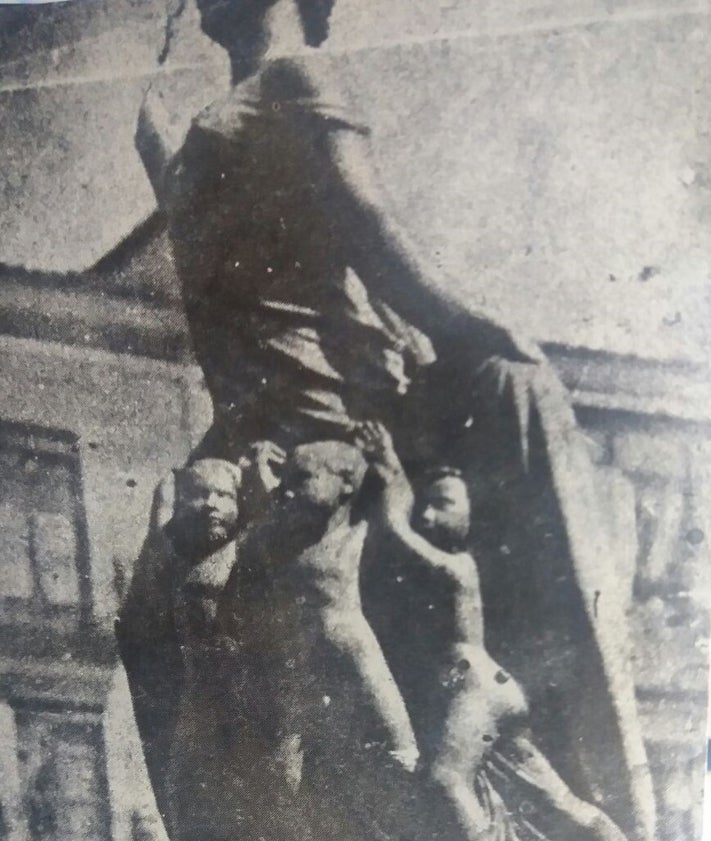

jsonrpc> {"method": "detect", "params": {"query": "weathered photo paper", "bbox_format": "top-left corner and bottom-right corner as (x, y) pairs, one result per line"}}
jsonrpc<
(0, 2), (709, 840)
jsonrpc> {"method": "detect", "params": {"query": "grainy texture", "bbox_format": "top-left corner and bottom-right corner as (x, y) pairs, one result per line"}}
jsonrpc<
(0, 3), (708, 841)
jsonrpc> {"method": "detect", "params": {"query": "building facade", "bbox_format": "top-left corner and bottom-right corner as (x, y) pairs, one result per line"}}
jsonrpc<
(0, 239), (708, 840)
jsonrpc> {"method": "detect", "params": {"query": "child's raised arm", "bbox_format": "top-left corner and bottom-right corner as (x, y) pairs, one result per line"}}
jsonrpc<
(355, 422), (472, 580)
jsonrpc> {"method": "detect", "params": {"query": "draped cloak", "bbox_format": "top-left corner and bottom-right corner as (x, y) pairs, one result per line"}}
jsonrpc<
(119, 57), (655, 841)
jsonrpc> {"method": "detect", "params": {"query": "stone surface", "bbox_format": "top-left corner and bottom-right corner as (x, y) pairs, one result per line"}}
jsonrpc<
(0, 335), (211, 622)
(1, 1), (710, 361)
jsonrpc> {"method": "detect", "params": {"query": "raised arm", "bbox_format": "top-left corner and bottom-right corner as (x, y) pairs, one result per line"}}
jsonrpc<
(237, 440), (286, 525)
(355, 422), (471, 579)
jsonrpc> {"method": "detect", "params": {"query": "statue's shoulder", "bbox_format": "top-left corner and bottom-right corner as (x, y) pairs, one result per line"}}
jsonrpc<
(191, 74), (264, 137)
(193, 59), (362, 135)
(136, 72), (231, 196)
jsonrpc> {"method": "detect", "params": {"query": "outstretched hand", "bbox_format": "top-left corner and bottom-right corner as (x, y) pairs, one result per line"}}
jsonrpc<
(354, 421), (402, 481)
(354, 421), (414, 523)
(239, 440), (287, 497)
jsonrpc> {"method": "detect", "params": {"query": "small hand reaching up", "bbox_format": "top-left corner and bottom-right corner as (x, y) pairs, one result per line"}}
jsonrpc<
(239, 440), (286, 495)
(354, 421), (413, 524)
(354, 421), (401, 479)
(251, 440), (287, 493)
(237, 441), (287, 525)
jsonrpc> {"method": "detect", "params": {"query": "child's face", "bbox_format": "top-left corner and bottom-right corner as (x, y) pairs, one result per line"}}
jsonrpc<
(280, 441), (365, 527)
(413, 475), (471, 552)
(174, 461), (240, 553)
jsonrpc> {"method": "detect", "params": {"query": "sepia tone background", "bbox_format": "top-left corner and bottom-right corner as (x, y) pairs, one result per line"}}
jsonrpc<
(0, 1), (709, 840)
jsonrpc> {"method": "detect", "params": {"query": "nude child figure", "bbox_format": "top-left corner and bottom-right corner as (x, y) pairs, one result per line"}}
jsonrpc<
(355, 421), (629, 841)
(231, 440), (419, 775)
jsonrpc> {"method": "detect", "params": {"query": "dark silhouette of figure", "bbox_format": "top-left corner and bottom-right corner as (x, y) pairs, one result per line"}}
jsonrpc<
(123, 3), (656, 840)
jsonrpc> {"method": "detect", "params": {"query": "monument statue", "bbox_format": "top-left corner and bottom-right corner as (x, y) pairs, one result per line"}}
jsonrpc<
(118, 2), (656, 840)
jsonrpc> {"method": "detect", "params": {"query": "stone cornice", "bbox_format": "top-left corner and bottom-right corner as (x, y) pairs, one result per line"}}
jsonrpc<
(2, 245), (710, 425)
(0, 279), (189, 361)
(544, 342), (711, 427)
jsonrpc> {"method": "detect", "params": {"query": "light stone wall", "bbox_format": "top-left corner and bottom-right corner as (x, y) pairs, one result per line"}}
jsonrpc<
(579, 408), (710, 841)
(2, 0), (710, 360)
(0, 335), (211, 624)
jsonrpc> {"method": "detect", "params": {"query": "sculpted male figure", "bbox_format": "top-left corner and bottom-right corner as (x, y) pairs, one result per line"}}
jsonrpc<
(170, 458), (242, 625)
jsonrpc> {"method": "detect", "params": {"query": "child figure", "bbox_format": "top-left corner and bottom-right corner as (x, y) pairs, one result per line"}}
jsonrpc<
(232, 439), (420, 775)
(118, 457), (247, 841)
(210, 439), (420, 841)
(355, 421), (629, 841)
(168, 458), (244, 642)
